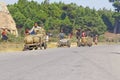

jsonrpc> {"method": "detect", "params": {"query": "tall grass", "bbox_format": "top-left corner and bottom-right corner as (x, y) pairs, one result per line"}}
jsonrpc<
(0, 34), (24, 43)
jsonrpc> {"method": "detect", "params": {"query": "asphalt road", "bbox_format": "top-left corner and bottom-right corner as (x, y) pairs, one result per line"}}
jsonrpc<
(0, 45), (120, 80)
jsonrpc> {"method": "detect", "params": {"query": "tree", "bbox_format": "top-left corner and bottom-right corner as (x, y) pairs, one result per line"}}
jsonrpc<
(109, 0), (120, 2)
(24, 18), (34, 29)
(43, 0), (50, 4)
(113, 1), (120, 12)
(109, 0), (120, 33)
(7, 0), (110, 36)
(13, 11), (26, 27)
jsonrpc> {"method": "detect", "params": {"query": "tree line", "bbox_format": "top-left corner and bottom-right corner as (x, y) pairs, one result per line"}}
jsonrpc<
(7, 0), (116, 36)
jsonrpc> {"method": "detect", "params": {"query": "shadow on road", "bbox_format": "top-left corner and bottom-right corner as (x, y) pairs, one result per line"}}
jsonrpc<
(111, 52), (120, 54)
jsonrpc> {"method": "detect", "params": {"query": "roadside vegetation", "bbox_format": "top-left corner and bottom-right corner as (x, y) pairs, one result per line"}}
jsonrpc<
(1, 0), (120, 52)
(7, 0), (115, 35)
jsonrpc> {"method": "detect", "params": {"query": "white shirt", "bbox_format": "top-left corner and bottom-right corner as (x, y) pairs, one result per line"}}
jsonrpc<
(29, 26), (41, 33)
(46, 35), (49, 42)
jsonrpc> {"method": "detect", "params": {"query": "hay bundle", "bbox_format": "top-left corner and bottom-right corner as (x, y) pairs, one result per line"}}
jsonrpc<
(81, 37), (87, 43)
(36, 34), (45, 41)
(36, 34), (43, 37)
(24, 35), (33, 44)
(33, 36), (40, 43)
(88, 42), (92, 46)
(41, 28), (46, 35)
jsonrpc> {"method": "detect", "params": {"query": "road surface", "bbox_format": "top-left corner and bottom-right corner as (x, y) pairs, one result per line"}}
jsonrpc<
(0, 45), (120, 80)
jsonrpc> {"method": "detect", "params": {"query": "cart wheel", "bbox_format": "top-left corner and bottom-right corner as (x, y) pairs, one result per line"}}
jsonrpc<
(28, 47), (33, 50)
(34, 46), (38, 50)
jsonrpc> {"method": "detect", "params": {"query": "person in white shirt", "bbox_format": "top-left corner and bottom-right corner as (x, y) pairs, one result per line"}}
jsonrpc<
(29, 22), (41, 34)
(46, 33), (49, 42)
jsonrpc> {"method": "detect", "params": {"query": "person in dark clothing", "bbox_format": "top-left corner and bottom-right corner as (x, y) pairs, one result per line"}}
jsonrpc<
(76, 29), (81, 40)
(59, 30), (65, 40)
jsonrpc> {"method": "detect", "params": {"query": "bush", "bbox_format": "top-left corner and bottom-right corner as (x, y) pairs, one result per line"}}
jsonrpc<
(98, 35), (106, 42)
(7, 34), (24, 43)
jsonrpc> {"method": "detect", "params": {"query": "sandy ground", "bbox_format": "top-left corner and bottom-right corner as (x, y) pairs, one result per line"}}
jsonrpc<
(0, 42), (78, 52)
(0, 42), (24, 52)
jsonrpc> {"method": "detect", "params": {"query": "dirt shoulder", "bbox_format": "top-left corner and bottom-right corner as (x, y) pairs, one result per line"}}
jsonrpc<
(0, 42), (77, 52)
(0, 41), (119, 53)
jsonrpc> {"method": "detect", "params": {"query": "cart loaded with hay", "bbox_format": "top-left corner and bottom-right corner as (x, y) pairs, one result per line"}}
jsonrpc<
(57, 38), (71, 47)
(77, 36), (92, 47)
(23, 28), (47, 51)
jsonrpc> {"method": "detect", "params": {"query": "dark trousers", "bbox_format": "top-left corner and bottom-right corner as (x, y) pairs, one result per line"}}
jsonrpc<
(2, 35), (8, 40)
